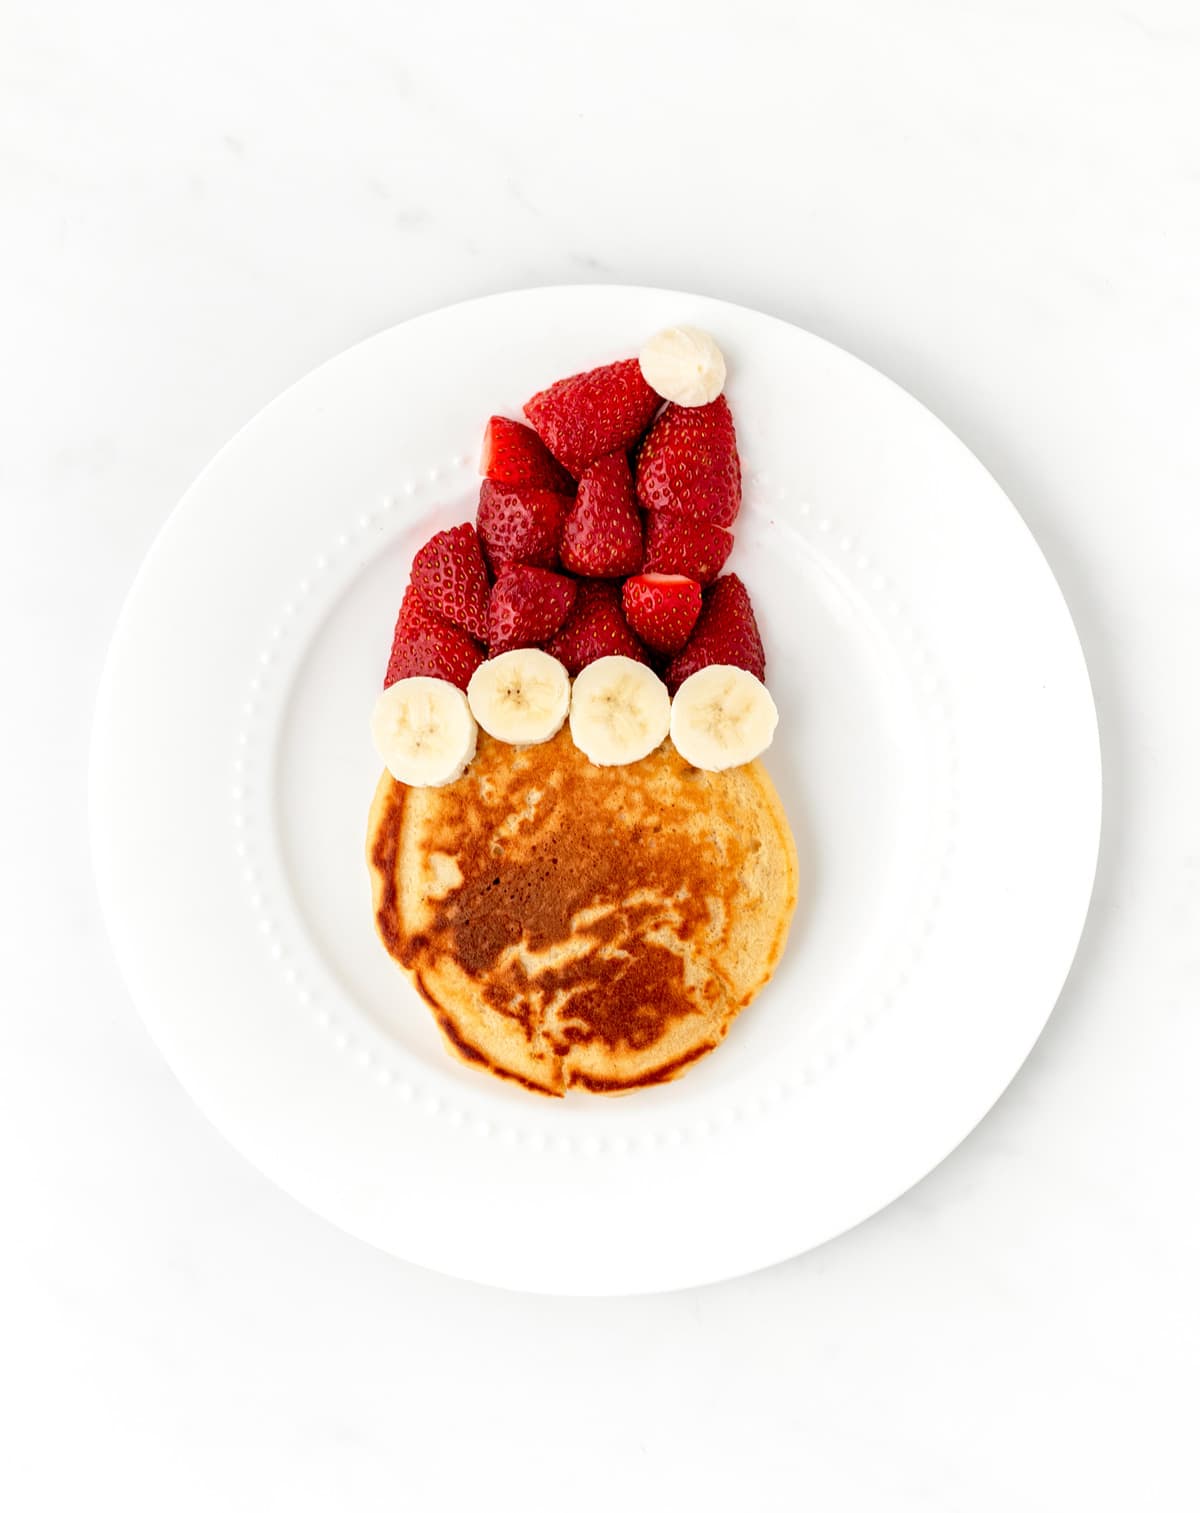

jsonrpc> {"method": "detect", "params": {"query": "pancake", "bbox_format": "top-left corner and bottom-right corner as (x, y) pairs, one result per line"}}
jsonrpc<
(366, 728), (798, 1097)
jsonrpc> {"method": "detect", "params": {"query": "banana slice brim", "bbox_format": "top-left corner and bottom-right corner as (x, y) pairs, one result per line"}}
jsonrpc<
(373, 655), (775, 783)
(669, 664), (778, 771)
(569, 655), (672, 766)
(467, 648), (571, 746)
(371, 676), (478, 787)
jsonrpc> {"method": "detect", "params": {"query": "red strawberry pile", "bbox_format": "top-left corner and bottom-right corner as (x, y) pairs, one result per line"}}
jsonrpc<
(383, 354), (766, 697)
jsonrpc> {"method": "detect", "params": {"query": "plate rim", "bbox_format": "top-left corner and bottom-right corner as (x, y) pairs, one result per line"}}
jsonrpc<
(89, 284), (1102, 1294)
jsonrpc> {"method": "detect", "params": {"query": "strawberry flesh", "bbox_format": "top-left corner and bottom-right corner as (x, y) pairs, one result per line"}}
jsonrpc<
(621, 572), (703, 656)
(643, 510), (733, 585)
(487, 565), (577, 653)
(480, 415), (574, 492)
(663, 573), (765, 694)
(410, 522), (489, 641)
(476, 480), (570, 574)
(524, 358), (661, 478)
(635, 396), (741, 527)
(546, 580), (648, 674)
(385, 585), (485, 692)
(558, 452), (644, 578)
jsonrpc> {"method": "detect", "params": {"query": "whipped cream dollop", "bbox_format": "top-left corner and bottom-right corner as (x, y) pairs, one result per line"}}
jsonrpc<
(639, 326), (727, 407)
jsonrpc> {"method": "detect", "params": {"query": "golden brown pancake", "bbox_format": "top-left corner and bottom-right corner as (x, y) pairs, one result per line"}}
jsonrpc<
(366, 728), (798, 1097)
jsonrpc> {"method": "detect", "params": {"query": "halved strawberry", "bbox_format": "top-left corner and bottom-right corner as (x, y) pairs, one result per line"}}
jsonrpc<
(476, 480), (570, 573)
(480, 415), (574, 492)
(385, 585), (485, 691)
(662, 573), (765, 694)
(643, 510), (733, 586)
(621, 573), (703, 655)
(410, 522), (489, 641)
(524, 358), (660, 478)
(558, 452), (643, 578)
(487, 565), (577, 653)
(546, 580), (648, 674)
(635, 396), (741, 527)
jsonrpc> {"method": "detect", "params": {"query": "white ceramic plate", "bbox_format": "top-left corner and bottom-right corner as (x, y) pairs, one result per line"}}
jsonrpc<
(91, 286), (1100, 1295)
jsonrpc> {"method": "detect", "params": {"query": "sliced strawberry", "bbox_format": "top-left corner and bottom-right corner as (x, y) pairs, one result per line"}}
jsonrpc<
(524, 358), (661, 478)
(546, 580), (648, 674)
(384, 585), (484, 691)
(635, 396), (741, 527)
(487, 565), (577, 652)
(410, 522), (489, 640)
(662, 573), (765, 694)
(643, 510), (733, 586)
(480, 415), (574, 492)
(621, 573), (703, 655)
(476, 480), (570, 573)
(558, 452), (644, 578)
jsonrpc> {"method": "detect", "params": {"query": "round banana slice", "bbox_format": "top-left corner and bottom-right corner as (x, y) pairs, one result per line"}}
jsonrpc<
(371, 676), (478, 787)
(669, 664), (778, 771)
(467, 648), (570, 746)
(569, 655), (672, 767)
(638, 326), (727, 407)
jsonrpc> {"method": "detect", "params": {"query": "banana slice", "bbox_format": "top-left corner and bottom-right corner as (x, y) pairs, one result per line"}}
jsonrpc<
(467, 648), (570, 745)
(638, 326), (727, 407)
(569, 655), (671, 766)
(669, 664), (778, 771)
(371, 676), (478, 787)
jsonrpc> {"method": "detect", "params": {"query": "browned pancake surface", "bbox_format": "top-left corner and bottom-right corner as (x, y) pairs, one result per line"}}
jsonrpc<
(367, 729), (797, 1096)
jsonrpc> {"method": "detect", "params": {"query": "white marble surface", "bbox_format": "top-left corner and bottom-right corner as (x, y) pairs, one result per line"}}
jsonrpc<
(2, 1), (1198, 1507)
